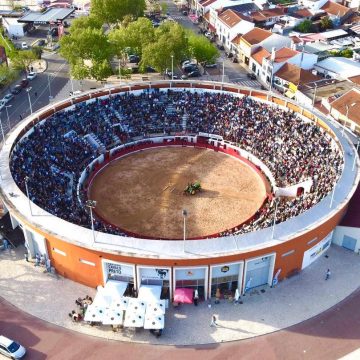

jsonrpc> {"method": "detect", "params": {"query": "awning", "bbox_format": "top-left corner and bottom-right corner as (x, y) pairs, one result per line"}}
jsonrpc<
(174, 288), (193, 304)
(138, 284), (162, 303)
(285, 90), (295, 99)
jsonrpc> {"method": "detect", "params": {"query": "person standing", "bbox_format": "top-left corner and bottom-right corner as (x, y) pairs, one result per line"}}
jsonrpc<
(325, 269), (331, 280)
(210, 314), (218, 327)
(194, 289), (199, 306)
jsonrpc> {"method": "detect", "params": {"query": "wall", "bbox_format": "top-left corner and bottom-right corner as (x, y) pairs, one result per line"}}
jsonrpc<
(333, 225), (360, 252)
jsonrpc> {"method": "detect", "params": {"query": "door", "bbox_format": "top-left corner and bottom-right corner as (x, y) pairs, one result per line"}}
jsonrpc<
(342, 235), (357, 252)
(245, 256), (271, 289)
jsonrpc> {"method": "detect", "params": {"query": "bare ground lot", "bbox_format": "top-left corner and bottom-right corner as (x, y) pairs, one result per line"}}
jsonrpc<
(89, 147), (266, 239)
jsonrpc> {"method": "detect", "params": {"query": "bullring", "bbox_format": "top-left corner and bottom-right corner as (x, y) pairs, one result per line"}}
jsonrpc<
(0, 81), (358, 301)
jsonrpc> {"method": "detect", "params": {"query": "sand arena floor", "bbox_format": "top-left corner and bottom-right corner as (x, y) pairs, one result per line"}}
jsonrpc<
(89, 147), (267, 239)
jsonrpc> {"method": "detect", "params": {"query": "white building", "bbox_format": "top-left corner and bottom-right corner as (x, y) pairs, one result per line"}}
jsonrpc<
(2, 17), (26, 37)
(314, 57), (360, 80)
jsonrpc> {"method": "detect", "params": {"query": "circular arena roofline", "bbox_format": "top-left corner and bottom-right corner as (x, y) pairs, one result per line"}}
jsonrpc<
(1, 81), (359, 261)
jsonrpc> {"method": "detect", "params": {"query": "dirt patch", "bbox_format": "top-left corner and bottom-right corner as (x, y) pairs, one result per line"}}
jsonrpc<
(89, 147), (267, 239)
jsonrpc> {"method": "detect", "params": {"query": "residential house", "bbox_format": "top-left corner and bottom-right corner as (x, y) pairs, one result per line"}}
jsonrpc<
(329, 88), (360, 134)
(320, 1), (353, 25)
(299, 0), (328, 12)
(273, 63), (321, 99)
(216, 9), (254, 50)
(247, 8), (285, 29)
(252, 47), (318, 85)
(314, 57), (360, 79)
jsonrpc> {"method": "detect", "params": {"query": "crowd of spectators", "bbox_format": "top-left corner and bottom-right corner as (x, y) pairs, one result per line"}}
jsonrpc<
(10, 89), (343, 238)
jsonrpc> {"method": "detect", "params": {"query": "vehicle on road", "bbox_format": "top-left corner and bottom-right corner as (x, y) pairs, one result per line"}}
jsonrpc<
(38, 39), (46, 46)
(27, 72), (37, 80)
(205, 63), (217, 68)
(183, 64), (199, 73)
(225, 52), (233, 58)
(247, 73), (256, 80)
(0, 101), (5, 111)
(21, 42), (28, 49)
(128, 55), (140, 63)
(146, 66), (156, 73)
(20, 79), (29, 88)
(182, 10), (188, 15)
(11, 85), (22, 95)
(187, 70), (201, 78)
(1, 94), (14, 104)
(0, 335), (26, 359)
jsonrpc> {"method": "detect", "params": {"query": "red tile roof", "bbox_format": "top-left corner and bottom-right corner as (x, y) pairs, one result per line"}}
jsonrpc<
(294, 8), (313, 18)
(330, 88), (360, 126)
(273, 47), (299, 63)
(241, 27), (272, 45)
(275, 63), (321, 85)
(251, 46), (270, 65)
(320, 1), (352, 17)
(218, 9), (249, 28)
(249, 8), (285, 22)
(231, 34), (242, 45)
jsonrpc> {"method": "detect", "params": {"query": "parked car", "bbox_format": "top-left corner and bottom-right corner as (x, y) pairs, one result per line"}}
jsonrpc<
(128, 55), (140, 63)
(225, 52), (233, 58)
(0, 101), (5, 111)
(217, 44), (225, 50)
(145, 66), (156, 73)
(0, 335), (26, 359)
(38, 39), (46, 46)
(182, 10), (188, 15)
(20, 79), (29, 88)
(205, 63), (217, 68)
(21, 42), (28, 49)
(181, 60), (195, 69)
(183, 64), (198, 73)
(11, 85), (22, 95)
(181, 74), (188, 80)
(187, 70), (201, 78)
(247, 73), (256, 80)
(1, 93), (14, 104)
(232, 57), (239, 63)
(27, 71), (37, 80)
(204, 32), (212, 38)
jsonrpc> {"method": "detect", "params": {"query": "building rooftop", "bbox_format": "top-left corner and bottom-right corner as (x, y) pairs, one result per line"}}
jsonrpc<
(18, 8), (74, 23)
(293, 8), (313, 18)
(241, 27), (272, 45)
(315, 57), (360, 79)
(249, 8), (285, 22)
(275, 63), (321, 85)
(320, 0), (352, 17)
(251, 46), (270, 64)
(348, 75), (360, 86)
(273, 47), (299, 63)
(330, 88), (360, 126)
(218, 9), (251, 27)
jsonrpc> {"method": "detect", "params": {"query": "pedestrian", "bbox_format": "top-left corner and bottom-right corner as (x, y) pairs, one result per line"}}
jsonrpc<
(3, 239), (9, 249)
(194, 289), (199, 306)
(210, 314), (218, 327)
(34, 91), (37, 98)
(19, 114), (23, 121)
(325, 269), (331, 280)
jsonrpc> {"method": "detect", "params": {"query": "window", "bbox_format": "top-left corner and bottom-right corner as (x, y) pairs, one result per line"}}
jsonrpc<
(53, 248), (66, 256)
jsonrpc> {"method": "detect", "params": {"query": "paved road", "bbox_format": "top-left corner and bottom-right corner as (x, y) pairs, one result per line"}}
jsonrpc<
(1, 287), (360, 360)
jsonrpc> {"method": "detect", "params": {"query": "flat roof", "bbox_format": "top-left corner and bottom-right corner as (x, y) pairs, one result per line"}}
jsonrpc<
(18, 8), (74, 24)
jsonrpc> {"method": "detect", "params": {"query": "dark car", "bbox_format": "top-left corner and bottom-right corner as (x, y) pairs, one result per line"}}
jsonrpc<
(128, 55), (140, 63)
(182, 10), (188, 16)
(38, 39), (45, 46)
(187, 70), (201, 78)
(11, 85), (22, 95)
(247, 73), (256, 80)
(217, 44), (225, 50)
(183, 64), (198, 73)
(20, 79), (29, 88)
(225, 52), (233, 58)
(205, 63), (217, 68)
(232, 57), (239, 63)
(146, 66), (156, 73)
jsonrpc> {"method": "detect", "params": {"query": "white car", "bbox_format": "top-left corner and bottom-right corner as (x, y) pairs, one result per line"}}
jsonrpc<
(0, 101), (5, 111)
(27, 72), (37, 80)
(21, 42), (28, 49)
(1, 93), (14, 104)
(0, 335), (26, 359)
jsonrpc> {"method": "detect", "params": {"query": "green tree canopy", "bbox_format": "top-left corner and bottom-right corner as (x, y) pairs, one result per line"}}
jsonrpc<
(0, 63), (18, 86)
(10, 50), (37, 72)
(187, 32), (219, 64)
(69, 15), (103, 32)
(141, 22), (189, 73)
(109, 17), (155, 57)
(59, 27), (114, 81)
(90, 0), (146, 25)
(295, 19), (313, 33)
(320, 16), (333, 30)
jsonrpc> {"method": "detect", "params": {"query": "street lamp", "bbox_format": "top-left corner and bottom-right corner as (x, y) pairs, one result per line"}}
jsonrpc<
(5, 105), (12, 131)
(47, 72), (53, 100)
(271, 198), (278, 239)
(86, 199), (97, 243)
(24, 176), (33, 216)
(182, 209), (187, 252)
(342, 102), (357, 136)
(171, 54), (174, 81)
(26, 87), (33, 114)
(312, 83), (318, 110)
(0, 112), (5, 144)
(222, 61), (225, 83)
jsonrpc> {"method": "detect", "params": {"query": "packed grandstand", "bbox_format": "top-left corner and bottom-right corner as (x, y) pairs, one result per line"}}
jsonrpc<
(10, 89), (344, 238)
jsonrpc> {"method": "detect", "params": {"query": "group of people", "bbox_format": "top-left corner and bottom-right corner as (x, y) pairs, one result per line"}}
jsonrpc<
(10, 89), (343, 238)
(70, 295), (93, 322)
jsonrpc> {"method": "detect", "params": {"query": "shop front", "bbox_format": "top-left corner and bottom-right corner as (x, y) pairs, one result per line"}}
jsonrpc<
(210, 262), (243, 298)
(137, 266), (172, 300)
(243, 254), (276, 293)
(174, 266), (208, 300)
(102, 259), (135, 296)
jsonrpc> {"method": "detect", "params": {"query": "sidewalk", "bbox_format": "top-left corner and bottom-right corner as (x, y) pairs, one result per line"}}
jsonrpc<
(0, 244), (359, 345)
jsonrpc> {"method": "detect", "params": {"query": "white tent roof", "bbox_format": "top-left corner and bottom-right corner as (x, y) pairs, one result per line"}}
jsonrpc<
(315, 57), (360, 79)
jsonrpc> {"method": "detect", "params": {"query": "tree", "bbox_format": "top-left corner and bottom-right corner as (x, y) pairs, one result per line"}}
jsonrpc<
(187, 32), (219, 65)
(109, 17), (155, 57)
(90, 0), (146, 25)
(141, 22), (189, 74)
(295, 20), (313, 33)
(0, 64), (18, 86)
(31, 46), (43, 60)
(10, 50), (37, 72)
(69, 15), (103, 32)
(160, 2), (168, 15)
(320, 16), (333, 30)
(60, 28), (114, 81)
